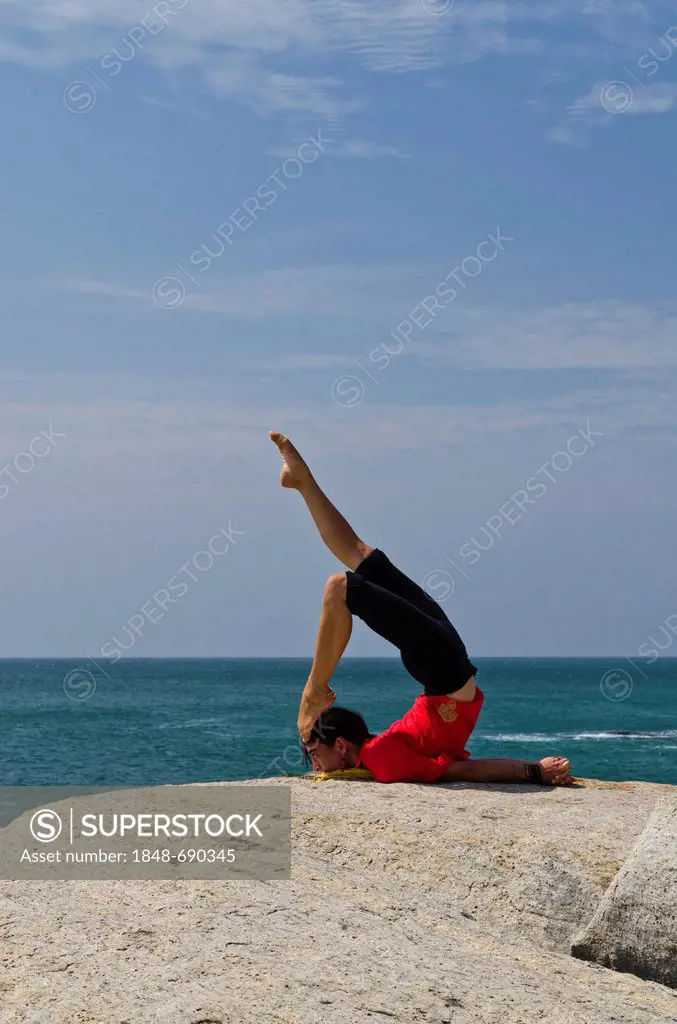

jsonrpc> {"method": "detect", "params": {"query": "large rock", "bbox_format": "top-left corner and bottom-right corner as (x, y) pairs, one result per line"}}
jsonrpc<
(571, 793), (677, 988)
(1, 777), (677, 1024)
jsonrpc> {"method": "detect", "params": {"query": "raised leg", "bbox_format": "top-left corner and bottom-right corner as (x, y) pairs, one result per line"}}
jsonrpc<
(270, 432), (373, 570)
(297, 574), (352, 741)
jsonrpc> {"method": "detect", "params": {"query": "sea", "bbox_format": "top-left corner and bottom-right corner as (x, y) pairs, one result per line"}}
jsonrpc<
(1, 658), (676, 787)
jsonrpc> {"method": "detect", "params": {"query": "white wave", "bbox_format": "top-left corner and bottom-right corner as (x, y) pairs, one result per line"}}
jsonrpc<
(483, 733), (556, 743)
(483, 730), (677, 742)
(574, 730), (677, 741)
(156, 718), (222, 730)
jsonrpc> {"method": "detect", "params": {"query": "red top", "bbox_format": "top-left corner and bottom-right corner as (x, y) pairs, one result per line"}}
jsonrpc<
(358, 688), (484, 783)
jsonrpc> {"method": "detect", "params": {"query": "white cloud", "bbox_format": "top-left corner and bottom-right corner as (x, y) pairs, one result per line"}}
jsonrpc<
(417, 301), (677, 370)
(206, 62), (362, 119)
(57, 272), (677, 372)
(61, 264), (424, 319)
(63, 279), (150, 301)
(338, 139), (409, 158)
(5, 0), (676, 122)
(1, 0), (661, 72)
(268, 136), (407, 159)
(261, 352), (351, 370)
(1, 0), (491, 115)
(139, 93), (209, 118)
(2, 371), (675, 467)
(550, 79), (677, 143)
(0, 0), (505, 76)
(574, 80), (677, 116)
(545, 123), (588, 146)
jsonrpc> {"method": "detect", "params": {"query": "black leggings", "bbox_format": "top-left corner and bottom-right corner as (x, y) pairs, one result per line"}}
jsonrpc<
(345, 549), (477, 696)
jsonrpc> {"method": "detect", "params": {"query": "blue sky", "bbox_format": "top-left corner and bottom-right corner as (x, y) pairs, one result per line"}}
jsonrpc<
(1, 0), (676, 660)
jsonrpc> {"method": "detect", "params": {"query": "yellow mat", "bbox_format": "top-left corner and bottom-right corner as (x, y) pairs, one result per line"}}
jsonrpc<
(312, 768), (374, 783)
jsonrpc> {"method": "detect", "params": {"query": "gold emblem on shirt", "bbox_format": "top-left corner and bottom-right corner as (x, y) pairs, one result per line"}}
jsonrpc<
(438, 700), (458, 723)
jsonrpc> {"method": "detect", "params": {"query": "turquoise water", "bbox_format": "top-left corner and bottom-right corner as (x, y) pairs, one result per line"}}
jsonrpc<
(1, 658), (675, 786)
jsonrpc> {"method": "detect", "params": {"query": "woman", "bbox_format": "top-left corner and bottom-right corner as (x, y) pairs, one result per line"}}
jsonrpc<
(270, 432), (571, 786)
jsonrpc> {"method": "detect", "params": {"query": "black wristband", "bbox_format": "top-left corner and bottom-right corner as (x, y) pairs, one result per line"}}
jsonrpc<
(526, 763), (545, 785)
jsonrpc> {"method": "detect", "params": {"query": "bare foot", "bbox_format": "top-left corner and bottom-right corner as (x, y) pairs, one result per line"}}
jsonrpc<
(539, 756), (573, 785)
(270, 432), (312, 490)
(297, 680), (336, 743)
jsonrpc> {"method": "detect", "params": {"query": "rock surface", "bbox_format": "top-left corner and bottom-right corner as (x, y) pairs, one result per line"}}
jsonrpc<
(571, 793), (677, 988)
(1, 777), (677, 1024)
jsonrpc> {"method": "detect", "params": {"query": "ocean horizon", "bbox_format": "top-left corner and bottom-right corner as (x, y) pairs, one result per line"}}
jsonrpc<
(2, 657), (675, 788)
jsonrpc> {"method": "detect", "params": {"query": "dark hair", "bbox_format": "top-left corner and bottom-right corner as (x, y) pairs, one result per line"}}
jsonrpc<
(302, 706), (373, 767)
